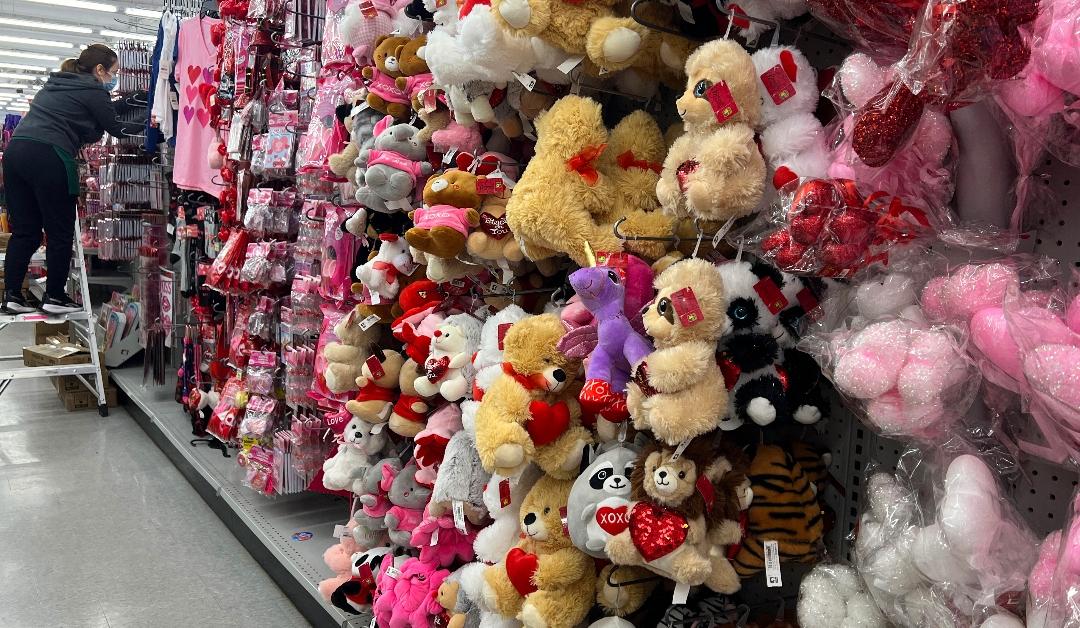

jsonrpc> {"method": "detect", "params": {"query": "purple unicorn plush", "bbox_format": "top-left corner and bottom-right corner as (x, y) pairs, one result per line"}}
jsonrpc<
(567, 252), (654, 427)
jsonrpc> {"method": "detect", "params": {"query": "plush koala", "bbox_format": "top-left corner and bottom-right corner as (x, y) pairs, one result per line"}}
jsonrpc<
(354, 117), (432, 213)
(322, 417), (389, 494)
(385, 459), (433, 547)
(481, 475), (596, 628)
(629, 258), (732, 444)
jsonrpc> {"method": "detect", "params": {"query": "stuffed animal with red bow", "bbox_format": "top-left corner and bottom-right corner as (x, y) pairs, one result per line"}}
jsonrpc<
(356, 234), (415, 304)
(475, 313), (593, 480)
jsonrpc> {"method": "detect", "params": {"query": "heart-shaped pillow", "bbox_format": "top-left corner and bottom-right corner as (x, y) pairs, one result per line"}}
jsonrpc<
(526, 400), (570, 446)
(505, 547), (539, 596)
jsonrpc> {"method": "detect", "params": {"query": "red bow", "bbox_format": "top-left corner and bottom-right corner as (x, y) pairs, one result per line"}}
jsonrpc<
(616, 150), (661, 174)
(414, 433), (450, 468)
(502, 363), (548, 391)
(866, 192), (930, 244)
(371, 260), (399, 284)
(566, 144), (607, 186)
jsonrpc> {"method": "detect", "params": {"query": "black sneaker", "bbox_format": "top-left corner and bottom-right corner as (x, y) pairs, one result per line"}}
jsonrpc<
(2, 291), (35, 314)
(40, 294), (82, 315)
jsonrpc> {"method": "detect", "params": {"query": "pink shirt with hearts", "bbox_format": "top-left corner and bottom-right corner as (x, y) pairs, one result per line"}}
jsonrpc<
(173, 16), (222, 196)
(412, 204), (473, 236)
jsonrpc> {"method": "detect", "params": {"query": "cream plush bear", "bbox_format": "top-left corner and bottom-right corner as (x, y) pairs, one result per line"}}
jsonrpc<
(322, 416), (390, 494)
(323, 307), (381, 394)
(415, 313), (485, 401)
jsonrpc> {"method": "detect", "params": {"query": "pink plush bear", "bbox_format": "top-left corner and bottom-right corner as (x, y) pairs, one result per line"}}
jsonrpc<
(411, 504), (478, 567)
(412, 403), (463, 486)
(376, 557), (450, 628)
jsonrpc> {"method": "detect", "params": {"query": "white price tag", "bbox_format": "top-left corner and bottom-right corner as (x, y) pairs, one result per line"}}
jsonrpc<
(669, 438), (692, 461)
(369, 617), (376, 628)
(385, 566), (401, 579)
(764, 540), (782, 587)
(512, 71), (536, 91)
(671, 582), (691, 605)
(358, 314), (381, 331)
(384, 198), (414, 212)
(442, 148), (458, 165)
(430, 528), (439, 545)
(369, 291), (382, 305)
(453, 500), (467, 533)
(556, 55), (584, 75)
(370, 422), (385, 434)
(351, 102), (370, 117)
(333, 524), (348, 539)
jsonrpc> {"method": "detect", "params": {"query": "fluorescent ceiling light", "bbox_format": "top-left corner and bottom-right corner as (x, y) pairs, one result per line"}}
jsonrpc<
(0, 50), (60, 61)
(0, 18), (92, 33)
(0, 72), (40, 81)
(0, 35), (74, 49)
(0, 62), (46, 71)
(98, 29), (157, 42)
(19, 0), (117, 12)
(124, 7), (162, 18)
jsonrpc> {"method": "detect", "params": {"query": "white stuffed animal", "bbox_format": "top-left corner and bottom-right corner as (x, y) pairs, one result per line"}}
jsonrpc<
(729, 0), (809, 42)
(356, 234), (414, 303)
(473, 464), (543, 563)
(321, 417), (389, 494)
(750, 45), (829, 190)
(473, 305), (529, 397)
(414, 312), (485, 401)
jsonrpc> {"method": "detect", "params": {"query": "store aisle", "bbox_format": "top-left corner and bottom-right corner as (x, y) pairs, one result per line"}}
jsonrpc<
(0, 328), (311, 628)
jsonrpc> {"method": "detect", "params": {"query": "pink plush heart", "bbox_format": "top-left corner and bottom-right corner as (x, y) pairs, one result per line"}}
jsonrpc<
(970, 307), (1024, 382)
(1025, 344), (1080, 408)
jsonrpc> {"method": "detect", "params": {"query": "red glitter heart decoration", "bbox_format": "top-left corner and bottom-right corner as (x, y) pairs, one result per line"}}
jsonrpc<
(760, 229), (790, 253)
(852, 81), (925, 167)
(790, 179), (838, 216)
(629, 502), (689, 562)
(789, 213), (828, 245)
(820, 242), (864, 267)
(774, 241), (809, 270)
(676, 160), (700, 194)
(830, 211), (874, 245)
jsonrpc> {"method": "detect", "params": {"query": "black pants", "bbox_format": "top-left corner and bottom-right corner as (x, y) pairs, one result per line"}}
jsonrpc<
(3, 139), (76, 298)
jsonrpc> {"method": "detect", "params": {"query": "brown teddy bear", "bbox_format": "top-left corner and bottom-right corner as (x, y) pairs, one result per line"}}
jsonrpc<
(481, 475), (595, 628)
(657, 39), (767, 223)
(466, 193), (524, 265)
(393, 35), (433, 107)
(475, 313), (592, 480)
(388, 358), (432, 438)
(344, 348), (404, 424)
(362, 35), (412, 119)
(604, 438), (743, 594)
(323, 306), (382, 394)
(406, 169), (483, 259)
(628, 258), (732, 444)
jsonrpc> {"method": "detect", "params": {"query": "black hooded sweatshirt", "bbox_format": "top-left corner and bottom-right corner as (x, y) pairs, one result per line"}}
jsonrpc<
(12, 72), (142, 158)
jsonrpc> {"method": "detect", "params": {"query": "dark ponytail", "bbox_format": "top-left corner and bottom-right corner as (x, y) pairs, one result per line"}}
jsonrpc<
(60, 43), (117, 74)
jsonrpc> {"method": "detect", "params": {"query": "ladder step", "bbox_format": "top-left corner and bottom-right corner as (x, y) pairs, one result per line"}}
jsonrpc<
(0, 310), (89, 324)
(0, 363), (101, 379)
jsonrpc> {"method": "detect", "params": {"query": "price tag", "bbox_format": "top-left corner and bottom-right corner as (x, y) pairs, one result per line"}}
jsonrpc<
(358, 0), (377, 17)
(669, 438), (692, 461)
(453, 500), (467, 533)
(430, 528), (439, 545)
(753, 277), (788, 314)
(499, 478), (512, 508)
(442, 148), (458, 165)
(706, 81), (739, 124)
(557, 55), (584, 75)
(369, 291), (382, 305)
(370, 422), (385, 434)
(385, 566), (401, 579)
(333, 524), (348, 538)
(512, 71), (536, 91)
(350, 102), (370, 117)
(475, 177), (506, 196)
(672, 582), (691, 604)
(760, 64), (796, 105)
(764, 540), (782, 587)
(359, 314), (381, 331)
(384, 198), (413, 212)
(497, 322), (513, 351)
(676, 0), (696, 23)
(366, 354), (385, 379)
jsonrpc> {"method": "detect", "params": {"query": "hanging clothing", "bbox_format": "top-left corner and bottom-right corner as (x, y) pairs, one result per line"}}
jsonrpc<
(172, 15), (222, 195)
(147, 10), (180, 151)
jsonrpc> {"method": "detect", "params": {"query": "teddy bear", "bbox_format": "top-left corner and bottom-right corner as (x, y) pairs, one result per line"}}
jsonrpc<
(393, 35), (434, 108)
(389, 358), (433, 437)
(475, 313), (593, 480)
(328, 95), (383, 182)
(322, 416), (389, 494)
(354, 117), (432, 213)
(385, 458), (433, 547)
(415, 313), (485, 401)
(322, 306), (381, 395)
(362, 35), (413, 119)
(604, 438), (744, 594)
(731, 443), (824, 578)
(628, 258), (732, 445)
(345, 348), (405, 424)
(750, 45), (830, 190)
(355, 233), (414, 304)
(481, 475), (596, 628)
(657, 39), (767, 223)
(340, 0), (400, 67)
(375, 557), (452, 628)
(475, 464), (544, 565)
(429, 400), (491, 525)
(466, 190), (523, 265)
(407, 169), (484, 259)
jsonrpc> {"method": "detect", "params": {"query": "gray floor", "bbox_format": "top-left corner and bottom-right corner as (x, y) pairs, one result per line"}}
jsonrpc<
(0, 327), (312, 628)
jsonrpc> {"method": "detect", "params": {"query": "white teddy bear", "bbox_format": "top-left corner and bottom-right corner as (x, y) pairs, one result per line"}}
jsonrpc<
(414, 312), (485, 401)
(321, 417), (389, 494)
(356, 234), (414, 303)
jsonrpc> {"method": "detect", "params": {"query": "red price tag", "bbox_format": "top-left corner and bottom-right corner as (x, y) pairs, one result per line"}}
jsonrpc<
(366, 354), (385, 379)
(358, 0), (378, 17)
(497, 323), (513, 351)
(671, 287), (705, 327)
(475, 177), (506, 196)
(706, 81), (739, 124)
(796, 287), (820, 320)
(760, 64), (797, 105)
(499, 478), (512, 508)
(754, 277), (789, 314)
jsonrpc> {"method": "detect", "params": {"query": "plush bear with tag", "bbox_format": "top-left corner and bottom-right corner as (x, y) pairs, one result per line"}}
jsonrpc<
(604, 438), (744, 594)
(323, 306), (381, 395)
(345, 348), (404, 425)
(354, 116), (432, 213)
(475, 313), (592, 479)
(362, 35), (412, 119)
(628, 258), (731, 445)
(415, 313), (485, 402)
(481, 475), (596, 628)
(406, 169), (483, 259)
(322, 416), (389, 494)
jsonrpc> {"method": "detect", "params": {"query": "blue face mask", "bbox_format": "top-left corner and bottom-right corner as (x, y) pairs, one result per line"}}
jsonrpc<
(103, 75), (117, 91)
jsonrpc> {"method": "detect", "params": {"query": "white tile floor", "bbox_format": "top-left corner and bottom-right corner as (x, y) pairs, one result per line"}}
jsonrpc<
(0, 327), (311, 628)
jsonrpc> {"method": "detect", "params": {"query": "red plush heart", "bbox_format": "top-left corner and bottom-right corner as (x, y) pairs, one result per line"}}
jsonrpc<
(773, 241), (809, 270)
(596, 505), (630, 536)
(789, 213), (827, 245)
(629, 502), (688, 562)
(675, 160), (700, 194)
(425, 356), (450, 382)
(526, 400), (570, 446)
(830, 211), (874, 245)
(505, 548), (539, 596)
(772, 166), (798, 190)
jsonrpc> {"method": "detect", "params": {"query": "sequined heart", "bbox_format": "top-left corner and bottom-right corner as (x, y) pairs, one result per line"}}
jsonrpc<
(505, 547), (539, 596)
(631, 362), (659, 398)
(773, 241), (809, 270)
(676, 160), (700, 194)
(852, 82), (924, 168)
(830, 210), (874, 245)
(820, 242), (863, 268)
(790, 178), (838, 216)
(629, 502), (688, 562)
(525, 400), (570, 446)
(425, 356), (450, 382)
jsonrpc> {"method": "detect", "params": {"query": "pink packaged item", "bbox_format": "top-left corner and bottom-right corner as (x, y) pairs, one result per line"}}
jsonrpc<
(1027, 491), (1080, 628)
(297, 73), (357, 174)
(340, 0), (400, 67)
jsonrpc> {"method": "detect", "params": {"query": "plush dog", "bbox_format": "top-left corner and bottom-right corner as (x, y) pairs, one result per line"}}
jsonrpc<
(481, 475), (596, 628)
(475, 313), (592, 479)
(322, 416), (389, 494)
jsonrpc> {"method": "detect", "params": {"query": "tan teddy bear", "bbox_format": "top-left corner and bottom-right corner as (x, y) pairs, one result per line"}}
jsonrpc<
(628, 258), (731, 445)
(323, 306), (381, 394)
(657, 39), (767, 223)
(362, 35), (412, 119)
(344, 349), (404, 424)
(466, 193), (524, 265)
(481, 475), (596, 628)
(475, 313), (592, 480)
(388, 358), (432, 438)
(407, 169), (483, 259)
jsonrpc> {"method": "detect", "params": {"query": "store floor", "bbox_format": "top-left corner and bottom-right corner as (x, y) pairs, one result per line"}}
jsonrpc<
(0, 328), (311, 628)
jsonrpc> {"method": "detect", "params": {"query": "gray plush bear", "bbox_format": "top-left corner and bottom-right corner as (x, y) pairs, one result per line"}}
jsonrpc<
(383, 459), (431, 547)
(353, 119), (431, 214)
(351, 456), (402, 548)
(429, 400), (490, 525)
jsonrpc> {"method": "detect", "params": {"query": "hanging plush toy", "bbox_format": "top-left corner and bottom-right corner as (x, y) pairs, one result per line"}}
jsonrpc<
(322, 416), (390, 494)
(346, 349), (405, 425)
(385, 459), (432, 547)
(414, 313), (484, 402)
(354, 117), (432, 213)
(406, 169), (483, 259)
(356, 234), (415, 304)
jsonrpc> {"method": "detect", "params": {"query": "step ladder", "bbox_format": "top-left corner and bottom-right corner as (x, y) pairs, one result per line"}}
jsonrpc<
(0, 219), (110, 416)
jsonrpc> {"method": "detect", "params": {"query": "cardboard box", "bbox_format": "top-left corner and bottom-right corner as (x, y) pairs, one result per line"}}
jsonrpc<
(58, 386), (118, 411)
(34, 322), (70, 345)
(23, 343), (91, 367)
(52, 369), (110, 394)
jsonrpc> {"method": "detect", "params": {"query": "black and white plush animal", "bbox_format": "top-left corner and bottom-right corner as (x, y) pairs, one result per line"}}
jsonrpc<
(567, 443), (639, 558)
(329, 546), (396, 614)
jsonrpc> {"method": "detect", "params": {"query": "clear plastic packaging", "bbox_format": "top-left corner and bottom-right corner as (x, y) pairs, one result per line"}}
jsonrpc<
(1028, 489), (1080, 628)
(797, 562), (889, 628)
